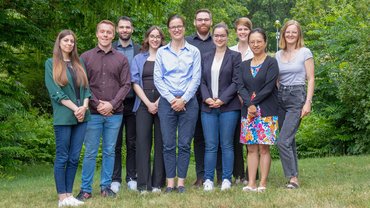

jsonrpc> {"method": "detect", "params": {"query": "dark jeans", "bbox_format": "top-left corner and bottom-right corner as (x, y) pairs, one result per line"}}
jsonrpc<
(158, 96), (198, 178)
(54, 122), (87, 194)
(136, 89), (165, 191)
(112, 98), (136, 183)
(277, 85), (306, 178)
(194, 97), (223, 181)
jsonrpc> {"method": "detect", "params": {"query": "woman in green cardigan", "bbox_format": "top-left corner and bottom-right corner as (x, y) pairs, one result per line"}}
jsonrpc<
(45, 29), (90, 207)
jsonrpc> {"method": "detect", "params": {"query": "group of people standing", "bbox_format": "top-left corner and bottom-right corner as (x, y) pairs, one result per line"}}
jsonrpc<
(45, 8), (314, 207)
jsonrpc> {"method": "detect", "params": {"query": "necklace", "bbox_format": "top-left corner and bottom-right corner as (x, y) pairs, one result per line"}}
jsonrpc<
(252, 54), (267, 66)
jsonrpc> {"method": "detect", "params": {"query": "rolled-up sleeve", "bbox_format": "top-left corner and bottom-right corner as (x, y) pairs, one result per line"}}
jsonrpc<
(44, 59), (70, 103)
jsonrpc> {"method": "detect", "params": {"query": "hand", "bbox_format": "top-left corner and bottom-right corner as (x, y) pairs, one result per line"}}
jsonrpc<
(97, 100), (113, 116)
(74, 106), (87, 122)
(171, 98), (186, 112)
(147, 102), (158, 114)
(205, 98), (215, 107)
(213, 99), (224, 108)
(301, 102), (311, 118)
(248, 105), (257, 117)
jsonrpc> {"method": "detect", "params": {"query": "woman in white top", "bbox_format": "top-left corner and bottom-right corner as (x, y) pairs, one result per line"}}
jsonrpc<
(200, 23), (241, 191)
(275, 20), (315, 189)
(230, 17), (254, 61)
(230, 17), (254, 185)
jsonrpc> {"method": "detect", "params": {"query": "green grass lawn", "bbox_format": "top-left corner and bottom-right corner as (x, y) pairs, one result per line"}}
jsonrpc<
(1, 155), (370, 208)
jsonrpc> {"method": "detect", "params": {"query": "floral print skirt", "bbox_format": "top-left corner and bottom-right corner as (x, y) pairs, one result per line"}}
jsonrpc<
(240, 109), (278, 145)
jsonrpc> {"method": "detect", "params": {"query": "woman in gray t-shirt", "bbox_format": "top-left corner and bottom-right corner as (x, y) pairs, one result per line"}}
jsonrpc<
(275, 20), (315, 189)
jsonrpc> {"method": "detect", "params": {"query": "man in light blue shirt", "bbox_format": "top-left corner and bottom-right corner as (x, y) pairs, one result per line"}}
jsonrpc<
(153, 14), (201, 193)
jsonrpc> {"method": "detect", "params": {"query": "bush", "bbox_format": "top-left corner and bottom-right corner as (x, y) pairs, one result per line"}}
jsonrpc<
(0, 78), (55, 173)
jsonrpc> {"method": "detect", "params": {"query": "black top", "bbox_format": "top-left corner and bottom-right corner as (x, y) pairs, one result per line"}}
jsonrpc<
(66, 61), (81, 101)
(185, 33), (215, 55)
(142, 61), (155, 90)
(237, 56), (279, 117)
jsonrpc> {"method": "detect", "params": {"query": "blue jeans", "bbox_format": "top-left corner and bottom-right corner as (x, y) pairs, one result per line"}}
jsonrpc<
(201, 109), (239, 182)
(158, 97), (198, 179)
(54, 122), (87, 194)
(80, 114), (123, 192)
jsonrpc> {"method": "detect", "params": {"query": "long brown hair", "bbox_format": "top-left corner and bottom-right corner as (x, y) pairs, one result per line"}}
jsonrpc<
(52, 30), (88, 87)
(140, 26), (166, 52)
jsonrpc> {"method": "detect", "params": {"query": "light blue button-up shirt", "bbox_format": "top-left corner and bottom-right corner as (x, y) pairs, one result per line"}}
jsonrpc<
(154, 41), (201, 103)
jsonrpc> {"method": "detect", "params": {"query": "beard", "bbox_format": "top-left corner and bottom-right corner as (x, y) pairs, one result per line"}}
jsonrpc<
(196, 25), (211, 36)
(119, 33), (131, 41)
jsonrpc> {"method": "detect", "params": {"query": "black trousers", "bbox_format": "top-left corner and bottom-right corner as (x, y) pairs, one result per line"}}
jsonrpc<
(193, 94), (222, 181)
(233, 117), (246, 180)
(136, 90), (165, 191)
(112, 98), (136, 183)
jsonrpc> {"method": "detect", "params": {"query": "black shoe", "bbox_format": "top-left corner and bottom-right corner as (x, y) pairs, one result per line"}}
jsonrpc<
(193, 178), (203, 188)
(165, 187), (176, 193)
(177, 186), (186, 193)
(101, 187), (116, 198)
(76, 190), (92, 201)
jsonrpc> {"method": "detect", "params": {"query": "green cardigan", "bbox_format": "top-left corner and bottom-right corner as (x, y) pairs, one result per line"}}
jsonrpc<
(45, 58), (91, 125)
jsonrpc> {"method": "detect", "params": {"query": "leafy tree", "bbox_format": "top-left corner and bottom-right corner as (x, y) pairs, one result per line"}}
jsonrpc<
(244, 0), (296, 52)
(292, 0), (370, 154)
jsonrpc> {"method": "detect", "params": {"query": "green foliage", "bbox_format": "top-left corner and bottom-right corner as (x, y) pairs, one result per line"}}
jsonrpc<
(0, 78), (54, 172)
(245, 0), (296, 52)
(292, 0), (370, 154)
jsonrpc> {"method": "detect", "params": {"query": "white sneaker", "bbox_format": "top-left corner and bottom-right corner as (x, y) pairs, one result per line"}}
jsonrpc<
(152, 187), (161, 193)
(67, 196), (84, 206)
(58, 198), (69, 207)
(110, 181), (121, 193)
(127, 180), (137, 191)
(58, 196), (83, 207)
(203, 179), (214, 191)
(221, 179), (232, 191)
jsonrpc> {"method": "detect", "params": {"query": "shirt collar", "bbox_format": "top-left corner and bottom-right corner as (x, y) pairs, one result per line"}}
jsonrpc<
(192, 32), (212, 42)
(164, 41), (191, 52)
(117, 39), (133, 48)
(95, 45), (115, 54)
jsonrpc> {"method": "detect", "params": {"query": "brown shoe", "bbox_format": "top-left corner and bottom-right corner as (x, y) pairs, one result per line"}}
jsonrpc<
(193, 178), (203, 188)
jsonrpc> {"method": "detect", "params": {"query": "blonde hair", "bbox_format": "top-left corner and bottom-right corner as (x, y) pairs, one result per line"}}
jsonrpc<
(52, 30), (88, 87)
(96, 20), (115, 34)
(279, 20), (304, 50)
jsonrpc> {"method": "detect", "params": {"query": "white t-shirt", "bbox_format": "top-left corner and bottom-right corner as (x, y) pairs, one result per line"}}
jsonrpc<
(230, 43), (254, 61)
(211, 56), (224, 98)
(275, 47), (313, 86)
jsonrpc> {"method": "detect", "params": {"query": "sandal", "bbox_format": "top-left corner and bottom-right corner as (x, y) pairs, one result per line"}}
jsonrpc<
(257, 186), (266, 192)
(242, 186), (257, 192)
(286, 182), (299, 189)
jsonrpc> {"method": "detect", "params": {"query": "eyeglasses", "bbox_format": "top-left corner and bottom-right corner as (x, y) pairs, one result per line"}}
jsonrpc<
(169, 25), (184, 31)
(196, 18), (211, 22)
(213, 34), (227, 39)
(249, 40), (264, 45)
(149, 35), (162, 40)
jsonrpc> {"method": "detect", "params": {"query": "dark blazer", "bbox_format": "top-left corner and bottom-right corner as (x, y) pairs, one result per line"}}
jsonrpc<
(237, 55), (279, 117)
(200, 48), (241, 112)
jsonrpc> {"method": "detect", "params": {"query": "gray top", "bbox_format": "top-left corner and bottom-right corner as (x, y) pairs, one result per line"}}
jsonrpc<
(276, 47), (313, 86)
